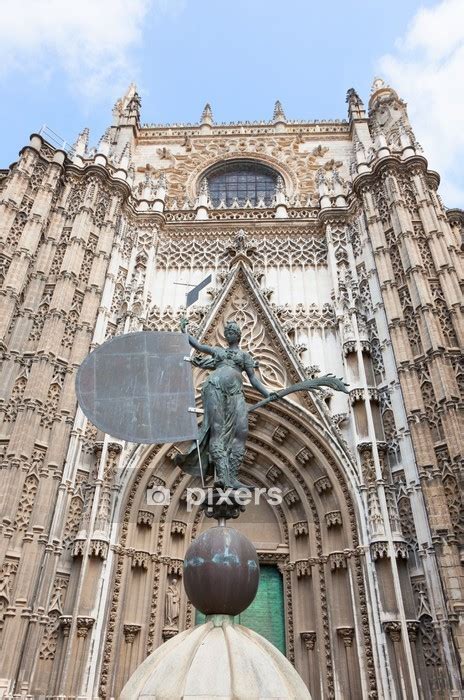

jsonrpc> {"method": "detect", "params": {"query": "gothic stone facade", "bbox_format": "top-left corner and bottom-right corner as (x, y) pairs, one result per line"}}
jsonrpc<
(0, 80), (463, 699)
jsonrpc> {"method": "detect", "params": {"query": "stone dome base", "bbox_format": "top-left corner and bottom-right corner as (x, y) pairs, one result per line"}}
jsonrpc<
(120, 614), (311, 699)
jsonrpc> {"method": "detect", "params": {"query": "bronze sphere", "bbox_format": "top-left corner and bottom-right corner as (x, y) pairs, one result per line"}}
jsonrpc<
(183, 526), (259, 616)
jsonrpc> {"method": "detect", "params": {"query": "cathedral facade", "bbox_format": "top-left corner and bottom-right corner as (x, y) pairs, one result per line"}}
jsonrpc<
(0, 79), (463, 699)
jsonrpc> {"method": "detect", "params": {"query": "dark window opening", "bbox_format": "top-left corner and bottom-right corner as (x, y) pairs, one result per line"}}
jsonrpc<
(205, 160), (279, 208)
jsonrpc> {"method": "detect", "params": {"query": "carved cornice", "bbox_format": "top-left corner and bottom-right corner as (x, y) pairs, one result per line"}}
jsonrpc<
(352, 153), (438, 194)
(138, 121), (350, 137)
(317, 200), (358, 226)
(63, 162), (132, 201)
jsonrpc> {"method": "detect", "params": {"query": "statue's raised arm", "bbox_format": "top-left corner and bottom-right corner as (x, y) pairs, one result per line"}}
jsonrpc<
(180, 317), (215, 356)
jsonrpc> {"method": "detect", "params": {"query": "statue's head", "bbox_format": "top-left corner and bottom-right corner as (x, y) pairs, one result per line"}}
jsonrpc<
(224, 320), (241, 343)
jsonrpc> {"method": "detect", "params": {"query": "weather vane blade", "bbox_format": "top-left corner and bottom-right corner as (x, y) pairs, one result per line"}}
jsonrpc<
(248, 374), (349, 413)
(186, 274), (212, 308)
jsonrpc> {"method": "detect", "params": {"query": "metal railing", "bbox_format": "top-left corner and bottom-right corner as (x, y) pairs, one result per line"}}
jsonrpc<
(38, 124), (74, 157)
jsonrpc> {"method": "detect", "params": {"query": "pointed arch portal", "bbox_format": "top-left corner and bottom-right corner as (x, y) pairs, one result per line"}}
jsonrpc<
(98, 392), (375, 700)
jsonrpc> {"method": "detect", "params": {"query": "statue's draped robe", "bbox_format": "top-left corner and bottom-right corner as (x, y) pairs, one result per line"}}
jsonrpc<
(175, 348), (254, 479)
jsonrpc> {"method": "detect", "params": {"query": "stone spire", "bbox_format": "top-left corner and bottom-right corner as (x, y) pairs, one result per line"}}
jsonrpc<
(368, 75), (410, 151)
(273, 100), (286, 122)
(112, 83), (141, 127)
(97, 127), (111, 157)
(346, 88), (366, 120)
(120, 83), (137, 109)
(112, 83), (136, 121)
(72, 128), (89, 158)
(195, 177), (210, 219)
(200, 103), (214, 125)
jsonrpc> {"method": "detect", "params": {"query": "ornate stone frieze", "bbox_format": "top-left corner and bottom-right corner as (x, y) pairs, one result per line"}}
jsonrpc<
(155, 231), (327, 269)
(272, 302), (336, 330)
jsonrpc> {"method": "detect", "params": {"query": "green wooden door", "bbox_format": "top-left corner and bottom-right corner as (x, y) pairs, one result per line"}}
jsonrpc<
(195, 565), (286, 655)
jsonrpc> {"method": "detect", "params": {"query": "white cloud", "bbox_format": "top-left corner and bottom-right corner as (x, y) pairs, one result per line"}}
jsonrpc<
(379, 0), (464, 207)
(0, 0), (183, 101)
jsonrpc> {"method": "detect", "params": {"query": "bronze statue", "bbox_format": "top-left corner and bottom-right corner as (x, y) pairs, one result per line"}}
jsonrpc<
(176, 319), (276, 489)
(176, 318), (349, 490)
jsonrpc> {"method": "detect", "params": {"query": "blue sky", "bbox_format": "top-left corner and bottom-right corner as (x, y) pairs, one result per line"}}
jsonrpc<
(0, 0), (462, 206)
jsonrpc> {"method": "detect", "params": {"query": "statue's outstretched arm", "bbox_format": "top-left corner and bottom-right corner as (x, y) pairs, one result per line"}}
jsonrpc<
(245, 365), (276, 399)
(180, 317), (215, 356)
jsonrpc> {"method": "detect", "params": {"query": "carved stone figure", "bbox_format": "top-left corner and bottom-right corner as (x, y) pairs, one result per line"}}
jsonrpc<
(0, 570), (11, 604)
(165, 579), (180, 627)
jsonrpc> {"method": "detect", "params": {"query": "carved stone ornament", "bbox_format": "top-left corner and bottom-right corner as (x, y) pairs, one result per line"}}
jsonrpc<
(301, 631), (317, 650)
(329, 552), (347, 571)
(76, 616), (95, 639)
(337, 626), (355, 647)
(384, 621), (402, 643)
(137, 509), (154, 527)
(293, 520), (309, 537)
(325, 510), (343, 528)
(266, 465), (282, 483)
(314, 476), (332, 494)
(407, 620), (420, 642)
(123, 624), (141, 644)
(295, 560), (312, 578)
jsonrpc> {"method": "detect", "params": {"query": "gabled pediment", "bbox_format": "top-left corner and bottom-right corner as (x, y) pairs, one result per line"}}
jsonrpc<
(192, 263), (314, 410)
